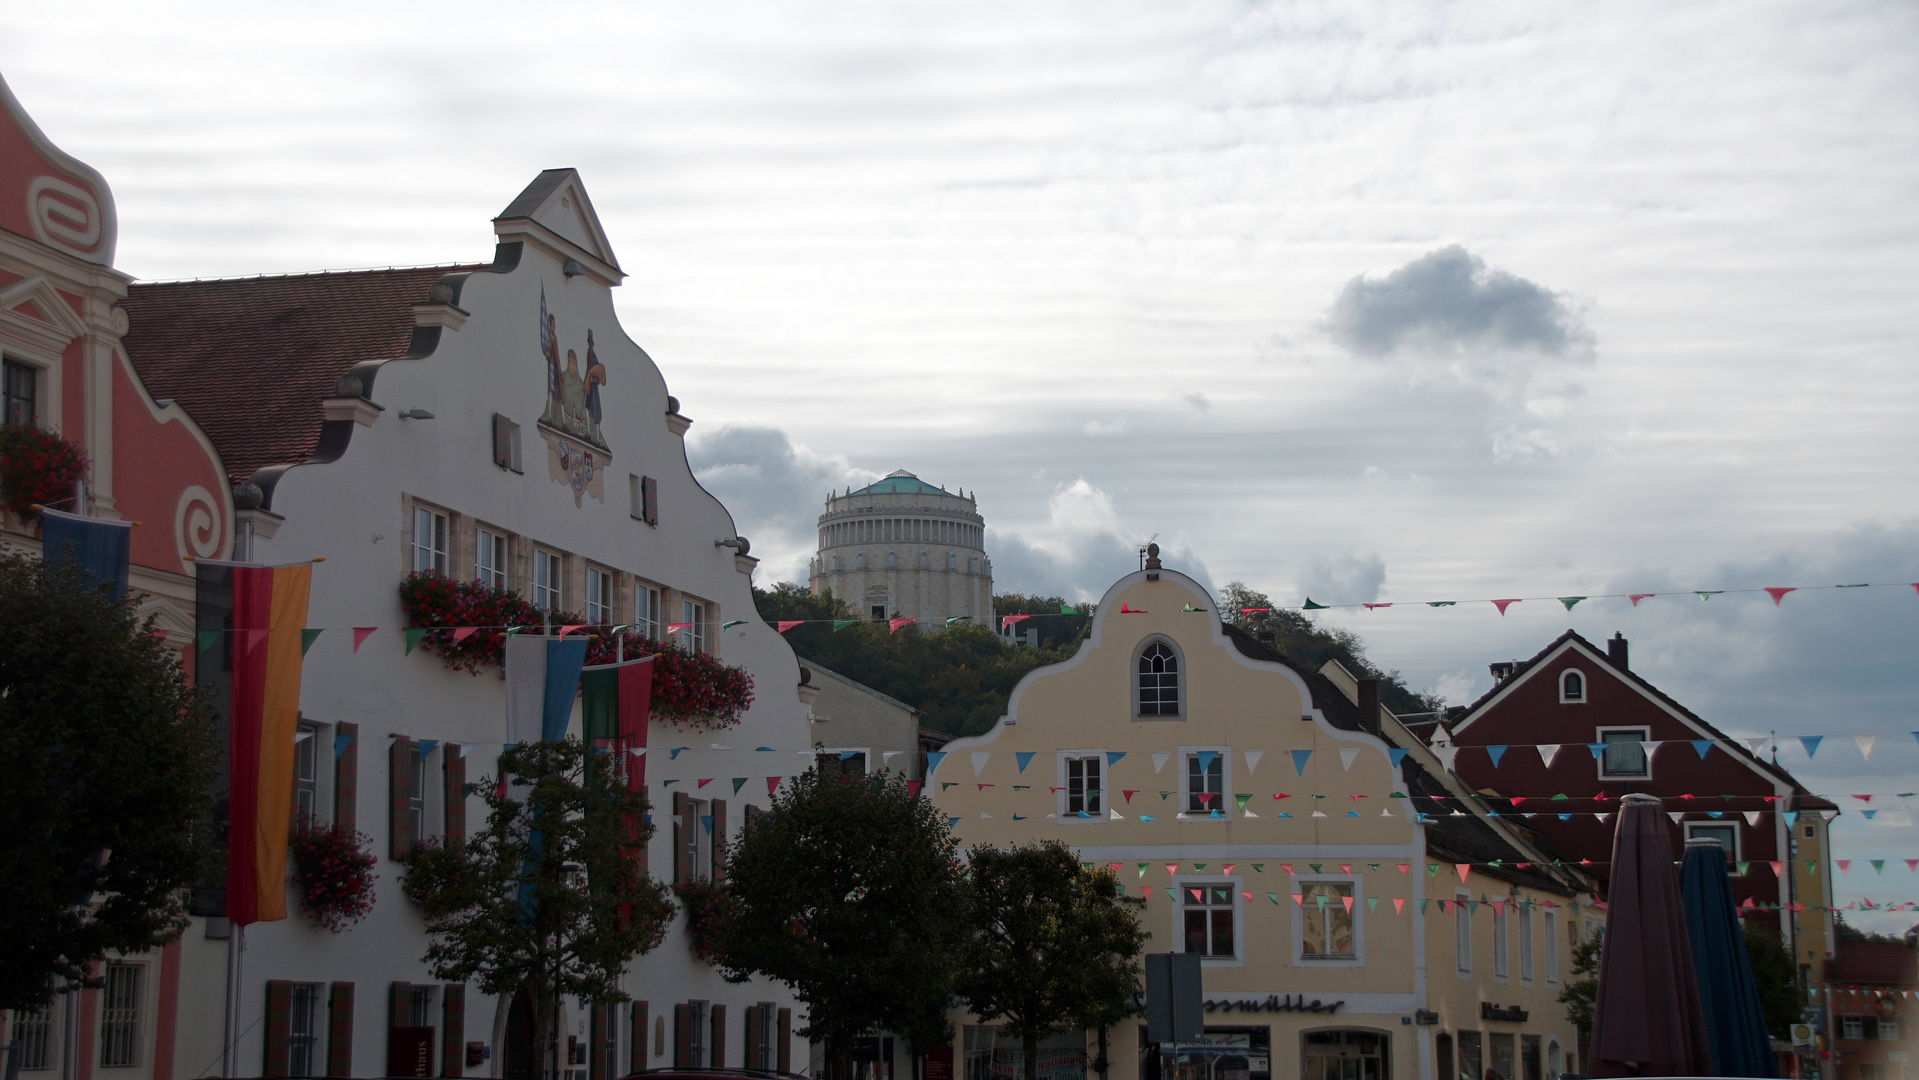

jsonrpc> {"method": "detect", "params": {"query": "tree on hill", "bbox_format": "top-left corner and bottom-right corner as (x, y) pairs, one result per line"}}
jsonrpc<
(0, 551), (220, 1011)
(1219, 580), (1443, 715)
(712, 767), (969, 1080)
(992, 593), (1094, 650)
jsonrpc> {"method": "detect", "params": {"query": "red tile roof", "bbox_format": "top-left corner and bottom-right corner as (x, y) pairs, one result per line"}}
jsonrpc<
(121, 265), (478, 485)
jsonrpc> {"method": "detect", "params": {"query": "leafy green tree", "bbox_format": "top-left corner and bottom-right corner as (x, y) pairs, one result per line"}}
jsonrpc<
(1219, 580), (1443, 715)
(992, 594), (1094, 650)
(752, 581), (854, 623)
(0, 551), (219, 1011)
(401, 739), (673, 1079)
(712, 767), (968, 1080)
(1557, 934), (1602, 1053)
(1743, 925), (1802, 1039)
(957, 841), (1147, 1080)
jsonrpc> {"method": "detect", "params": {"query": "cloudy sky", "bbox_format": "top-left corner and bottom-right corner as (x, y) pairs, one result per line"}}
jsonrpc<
(7, 0), (1915, 925)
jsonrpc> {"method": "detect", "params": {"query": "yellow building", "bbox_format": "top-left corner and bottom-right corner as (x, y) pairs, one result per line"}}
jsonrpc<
(931, 560), (1599, 1080)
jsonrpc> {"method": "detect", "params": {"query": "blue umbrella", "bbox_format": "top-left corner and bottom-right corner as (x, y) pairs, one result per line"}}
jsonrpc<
(1680, 837), (1776, 1077)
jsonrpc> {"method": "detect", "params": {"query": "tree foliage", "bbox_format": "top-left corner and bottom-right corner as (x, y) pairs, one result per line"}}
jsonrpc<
(957, 841), (1147, 1080)
(712, 767), (969, 1078)
(1557, 934), (1602, 1044)
(1218, 581), (1444, 714)
(1743, 924), (1802, 1039)
(0, 551), (219, 1011)
(401, 739), (673, 1076)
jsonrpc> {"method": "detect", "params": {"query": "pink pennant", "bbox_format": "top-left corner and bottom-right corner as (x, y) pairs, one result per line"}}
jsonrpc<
(666, 622), (693, 635)
(452, 627), (479, 643)
(1768, 862), (1783, 876)
(906, 780), (921, 798)
(1510, 797), (1525, 807)
(1456, 864), (1471, 882)
(1628, 593), (1655, 606)
(768, 777), (784, 796)
(1363, 603), (1392, 610)
(1838, 860), (1851, 873)
(1339, 864), (1352, 874)
(1491, 599), (1521, 615)
(1291, 893), (1304, 906)
(889, 617), (916, 633)
(1904, 860), (1917, 872)
(352, 627), (377, 653)
(244, 628), (269, 653)
(1242, 891), (1254, 902)
(697, 778), (713, 789)
(1198, 792), (1216, 805)
(1764, 587), (1797, 606)
(1239, 607), (1270, 615)
(1280, 863), (1294, 875)
(1397, 863), (1409, 875)
(1165, 863), (1179, 877)
(1110, 862), (1123, 875)
(1120, 603), (1146, 613)
(1393, 897), (1405, 915)
(1221, 864), (1237, 875)
(495, 779), (508, 799)
(1140, 886), (1153, 898)
(558, 624), (588, 637)
(776, 621), (803, 633)
(1189, 888), (1204, 902)
(1001, 614), (1031, 627)
(1911, 584), (1919, 597)
(977, 784), (993, 791)
(1342, 895), (1355, 913)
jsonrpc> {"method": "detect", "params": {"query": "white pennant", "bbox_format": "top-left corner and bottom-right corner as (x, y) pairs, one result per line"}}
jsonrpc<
(1643, 741), (1662, 757)
(1746, 737), (1769, 754)
(1339, 748), (1361, 771)
(1110, 808), (1125, 820)
(1744, 811), (1762, 827)
(710, 743), (732, 750)
(1243, 750), (1264, 774)
(1432, 746), (1460, 770)
(882, 751), (902, 765)
(1152, 751), (1170, 774)
(1536, 744), (1560, 768)
(459, 743), (474, 758)
(1601, 813), (1614, 825)
(972, 751), (991, 776)
(1244, 808), (1259, 818)
(1669, 812), (1685, 824)
(979, 812), (993, 819)
(1854, 734), (1877, 762)
(1594, 813), (1607, 824)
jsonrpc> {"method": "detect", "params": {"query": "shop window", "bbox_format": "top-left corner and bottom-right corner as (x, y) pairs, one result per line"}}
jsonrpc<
(1457, 1030), (1483, 1080)
(1598, 728), (1649, 778)
(1136, 639), (1182, 717)
(1302, 1030), (1388, 1080)
(851, 1035), (894, 1080)
(1298, 881), (1356, 959)
(1181, 882), (1236, 958)
(1490, 1033), (1515, 1080)
(98, 963), (142, 1068)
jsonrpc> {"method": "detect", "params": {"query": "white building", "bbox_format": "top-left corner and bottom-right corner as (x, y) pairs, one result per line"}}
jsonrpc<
(121, 170), (815, 1079)
(806, 470), (992, 625)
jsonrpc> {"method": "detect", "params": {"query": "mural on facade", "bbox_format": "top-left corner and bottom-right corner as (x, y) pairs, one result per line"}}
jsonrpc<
(536, 283), (610, 506)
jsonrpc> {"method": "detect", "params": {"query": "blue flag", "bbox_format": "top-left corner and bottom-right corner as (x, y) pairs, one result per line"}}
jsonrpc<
(39, 508), (130, 598)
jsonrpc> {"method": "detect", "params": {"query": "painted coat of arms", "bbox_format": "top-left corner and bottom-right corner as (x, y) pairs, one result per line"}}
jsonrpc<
(536, 284), (610, 506)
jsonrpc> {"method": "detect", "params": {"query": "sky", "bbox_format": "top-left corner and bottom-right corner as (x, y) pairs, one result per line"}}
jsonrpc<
(6, 0), (1915, 928)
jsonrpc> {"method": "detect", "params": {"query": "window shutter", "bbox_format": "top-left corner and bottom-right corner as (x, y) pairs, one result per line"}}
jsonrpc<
(335, 722), (358, 831)
(389, 739), (414, 859)
(440, 984), (464, 1077)
(388, 981), (410, 1029)
(326, 982), (355, 1077)
(263, 980), (293, 1077)
(673, 792), (693, 886)
(776, 1008), (791, 1073)
(589, 1003), (606, 1080)
(709, 1004), (725, 1068)
(742, 1006), (761, 1069)
(628, 1001), (648, 1073)
(710, 798), (728, 882)
(673, 1004), (691, 1067)
(641, 477), (658, 525)
(443, 750), (465, 843)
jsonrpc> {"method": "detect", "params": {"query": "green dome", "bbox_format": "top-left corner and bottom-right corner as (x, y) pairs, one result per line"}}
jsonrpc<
(847, 469), (956, 497)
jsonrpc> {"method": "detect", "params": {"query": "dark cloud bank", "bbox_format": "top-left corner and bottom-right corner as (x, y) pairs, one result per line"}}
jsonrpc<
(1327, 245), (1593, 360)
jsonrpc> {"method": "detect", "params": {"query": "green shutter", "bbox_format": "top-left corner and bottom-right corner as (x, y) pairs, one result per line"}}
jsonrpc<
(263, 980), (293, 1077)
(334, 722), (358, 831)
(326, 982), (355, 1077)
(440, 984), (464, 1077)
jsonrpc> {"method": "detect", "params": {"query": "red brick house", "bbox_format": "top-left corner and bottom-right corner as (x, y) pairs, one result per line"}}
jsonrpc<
(1433, 629), (1839, 984)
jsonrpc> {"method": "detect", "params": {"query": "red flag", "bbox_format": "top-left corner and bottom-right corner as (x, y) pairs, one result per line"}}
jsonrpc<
(351, 626), (376, 652)
(1491, 599), (1521, 615)
(767, 776), (783, 796)
(1628, 594), (1655, 606)
(889, 617), (916, 633)
(1764, 587), (1796, 606)
(1120, 603), (1146, 613)
(452, 627), (479, 643)
(776, 621), (802, 633)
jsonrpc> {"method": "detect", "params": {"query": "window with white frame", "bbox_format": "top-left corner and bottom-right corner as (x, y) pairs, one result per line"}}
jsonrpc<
(689, 799), (713, 882)
(531, 549), (563, 611)
(10, 1003), (52, 1070)
(682, 599), (708, 653)
(288, 983), (321, 1077)
(1598, 727), (1650, 778)
(293, 722), (319, 825)
(1559, 669), (1586, 703)
(1493, 900), (1510, 977)
(1519, 903), (1535, 981)
(1544, 909), (1559, 984)
(1456, 891), (1473, 974)
(1180, 882), (1236, 958)
(585, 566), (614, 625)
(408, 744), (428, 846)
(1298, 880), (1356, 959)
(475, 528), (509, 590)
(411, 506), (449, 575)
(98, 962), (142, 1067)
(1183, 750), (1227, 815)
(3, 358), (39, 427)
(1877, 1016), (1897, 1041)
(1685, 822), (1740, 863)
(1065, 755), (1102, 816)
(1135, 639), (1182, 717)
(635, 583), (662, 640)
(1841, 1016), (1865, 1040)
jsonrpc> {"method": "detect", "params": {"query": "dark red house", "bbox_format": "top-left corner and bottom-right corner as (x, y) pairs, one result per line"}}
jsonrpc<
(1434, 629), (1839, 984)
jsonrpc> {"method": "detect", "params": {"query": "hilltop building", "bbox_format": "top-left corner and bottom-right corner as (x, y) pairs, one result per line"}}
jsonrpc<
(807, 469), (992, 625)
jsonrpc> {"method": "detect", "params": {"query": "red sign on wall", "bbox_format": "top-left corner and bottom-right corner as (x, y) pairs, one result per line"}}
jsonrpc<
(921, 1046), (954, 1080)
(388, 1027), (435, 1078)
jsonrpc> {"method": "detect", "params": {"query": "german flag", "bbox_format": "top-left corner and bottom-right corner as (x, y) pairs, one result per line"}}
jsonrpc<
(195, 561), (313, 926)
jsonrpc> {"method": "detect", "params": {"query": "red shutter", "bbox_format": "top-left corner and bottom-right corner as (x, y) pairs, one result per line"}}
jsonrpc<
(334, 722), (358, 831)
(326, 982), (355, 1078)
(443, 751), (466, 843)
(673, 1004), (691, 1067)
(742, 1006), (761, 1069)
(710, 798), (728, 882)
(389, 739), (414, 859)
(629, 1001), (649, 1073)
(673, 793), (693, 886)
(776, 1008), (791, 1072)
(388, 981), (410, 1029)
(440, 984), (464, 1077)
(709, 1004), (725, 1068)
(263, 980), (293, 1077)
(589, 1003), (605, 1080)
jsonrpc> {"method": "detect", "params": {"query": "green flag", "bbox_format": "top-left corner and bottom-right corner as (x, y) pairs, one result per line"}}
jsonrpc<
(196, 629), (219, 655)
(732, 778), (747, 795)
(1558, 597), (1585, 611)
(945, 616), (971, 627)
(300, 628), (323, 656)
(1303, 597), (1328, 610)
(403, 628), (428, 655)
(721, 620), (748, 630)
(1427, 601), (1456, 607)
(1059, 603), (1077, 615)
(833, 619), (859, 631)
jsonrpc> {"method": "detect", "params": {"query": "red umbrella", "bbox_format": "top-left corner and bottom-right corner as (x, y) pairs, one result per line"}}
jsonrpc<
(1587, 793), (1713, 1077)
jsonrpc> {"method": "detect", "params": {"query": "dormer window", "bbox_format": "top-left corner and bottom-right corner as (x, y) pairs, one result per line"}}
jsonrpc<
(1560, 669), (1585, 703)
(1136, 638), (1182, 718)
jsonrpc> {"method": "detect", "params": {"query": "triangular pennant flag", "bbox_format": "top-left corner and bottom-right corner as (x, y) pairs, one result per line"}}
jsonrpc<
(196, 629), (219, 655)
(731, 778), (747, 794)
(1745, 811), (1762, 826)
(299, 628), (324, 656)
(1558, 596), (1585, 611)
(1197, 750), (1217, 772)
(1669, 812), (1684, 824)
(1696, 591), (1722, 600)
(352, 626), (376, 653)
(1243, 750), (1263, 774)
(1182, 603), (1204, 612)
(1491, 599), (1521, 615)
(1235, 794), (1251, 811)
(1427, 601), (1457, 607)
(1689, 739), (1714, 760)
(697, 778), (712, 789)
(767, 776), (783, 796)
(1763, 587), (1796, 606)
(1768, 861), (1783, 877)
(1587, 743), (1606, 759)
(1015, 752), (1035, 773)
(776, 620), (803, 633)
(1119, 603), (1146, 613)
(925, 751), (947, 776)
(1486, 745), (1508, 767)
(1122, 790), (1136, 803)
(1432, 746), (1459, 770)
(1339, 748), (1360, 771)
(1854, 734), (1877, 761)
(1303, 598), (1327, 610)
(1152, 751), (1169, 773)
(1393, 898), (1404, 915)
(1106, 751), (1126, 766)
(1291, 749), (1312, 775)
(1799, 736), (1822, 759)
(451, 626), (480, 644)
(1838, 861), (1850, 874)
(833, 619), (859, 631)
(947, 817), (961, 827)
(721, 620), (748, 631)
(972, 751), (991, 775)
(1456, 864), (1471, 883)
(1871, 860), (1885, 874)
(888, 617), (915, 634)
(403, 627), (428, 655)
(1418, 899), (1430, 914)
(1388, 748), (1410, 768)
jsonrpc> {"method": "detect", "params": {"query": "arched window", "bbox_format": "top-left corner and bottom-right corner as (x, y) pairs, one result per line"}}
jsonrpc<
(1560, 669), (1585, 703)
(1136, 639), (1182, 717)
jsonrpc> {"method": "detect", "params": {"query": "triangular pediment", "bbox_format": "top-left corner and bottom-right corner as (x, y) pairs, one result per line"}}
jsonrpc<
(493, 169), (622, 282)
(0, 275), (88, 354)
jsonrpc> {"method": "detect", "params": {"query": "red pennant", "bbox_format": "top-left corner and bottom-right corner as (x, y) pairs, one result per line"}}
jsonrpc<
(1109, 862), (1123, 875)
(906, 780), (921, 798)
(452, 627), (479, 643)
(352, 627), (376, 652)
(889, 617), (916, 634)
(1140, 885), (1152, 898)
(1239, 607), (1269, 615)
(1768, 862), (1783, 876)
(1397, 863), (1409, 875)
(1339, 864), (1351, 874)
(1165, 863), (1178, 877)
(776, 621), (803, 633)
(1120, 603), (1146, 613)
(1491, 599), (1521, 615)
(1001, 614), (1031, 627)
(977, 783), (993, 791)
(1855, 794), (1873, 803)
(1510, 797), (1525, 807)
(1342, 895), (1355, 913)
(558, 624), (588, 637)
(1393, 897), (1405, 914)
(1456, 864), (1471, 882)
(697, 778), (713, 789)
(767, 777), (783, 796)
(1764, 587), (1796, 606)
(1198, 792), (1215, 805)
(1049, 786), (1064, 793)
(1363, 603), (1392, 610)
(1628, 593), (1655, 606)
(1123, 790), (1136, 803)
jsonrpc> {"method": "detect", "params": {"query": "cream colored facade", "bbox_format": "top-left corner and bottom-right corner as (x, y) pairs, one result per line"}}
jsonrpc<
(807, 469), (992, 625)
(932, 565), (1598, 1080)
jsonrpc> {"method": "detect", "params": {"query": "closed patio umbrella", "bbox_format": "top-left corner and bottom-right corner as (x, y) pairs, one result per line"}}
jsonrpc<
(1588, 793), (1713, 1077)
(1681, 837), (1776, 1077)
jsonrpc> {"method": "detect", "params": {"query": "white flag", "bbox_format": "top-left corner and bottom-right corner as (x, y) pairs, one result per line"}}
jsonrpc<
(1152, 751), (1170, 774)
(1854, 734), (1878, 762)
(972, 751), (991, 776)
(1536, 744), (1560, 768)
(1432, 746), (1460, 770)
(1243, 750), (1264, 774)
(1339, 748), (1361, 771)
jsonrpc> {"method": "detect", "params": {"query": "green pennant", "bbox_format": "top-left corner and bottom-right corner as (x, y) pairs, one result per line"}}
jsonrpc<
(1466, 900), (1479, 914)
(1737, 861), (1751, 875)
(1366, 896), (1379, 913)
(403, 628), (428, 655)
(1558, 596), (1586, 611)
(721, 620), (748, 630)
(1267, 893), (1280, 905)
(945, 616), (972, 627)
(1234, 794), (1252, 810)
(1696, 591), (1722, 600)
(1159, 791), (1173, 801)
(1137, 863), (1149, 878)
(1012, 785), (1029, 791)
(1551, 793), (1569, 801)
(196, 629), (220, 655)
(1193, 864), (1207, 871)
(833, 619), (860, 631)
(1059, 603), (1077, 615)
(732, 778), (747, 794)
(1165, 889), (1178, 901)
(1368, 863), (1381, 871)
(1251, 863), (1265, 873)
(663, 779), (680, 787)
(1804, 861), (1817, 874)
(1303, 598), (1328, 610)
(1426, 864), (1440, 877)
(942, 783), (958, 791)
(1389, 791), (1407, 798)
(1427, 601), (1456, 607)
(300, 628), (323, 656)
(1309, 863), (1323, 873)
(1182, 603), (1204, 612)
(1418, 898), (1430, 914)
(1871, 859), (1885, 874)
(1488, 859), (1504, 868)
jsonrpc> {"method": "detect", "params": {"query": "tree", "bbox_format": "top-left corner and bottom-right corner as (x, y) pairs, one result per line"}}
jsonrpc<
(1742, 924), (1802, 1039)
(1557, 934), (1602, 1058)
(957, 841), (1148, 1080)
(0, 551), (219, 1011)
(401, 739), (674, 1079)
(712, 767), (969, 1079)
(1218, 580), (1444, 715)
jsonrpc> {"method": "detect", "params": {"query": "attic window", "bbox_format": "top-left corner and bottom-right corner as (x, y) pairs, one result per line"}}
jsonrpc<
(1559, 669), (1585, 703)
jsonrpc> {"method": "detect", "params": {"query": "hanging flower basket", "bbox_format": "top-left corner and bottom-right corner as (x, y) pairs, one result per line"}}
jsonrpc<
(0, 424), (89, 520)
(398, 572), (755, 731)
(673, 878), (735, 964)
(288, 821), (378, 932)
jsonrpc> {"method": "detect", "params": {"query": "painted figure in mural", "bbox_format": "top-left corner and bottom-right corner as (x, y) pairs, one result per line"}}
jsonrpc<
(584, 329), (607, 425)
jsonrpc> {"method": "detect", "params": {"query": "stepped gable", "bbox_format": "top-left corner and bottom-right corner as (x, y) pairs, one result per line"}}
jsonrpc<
(121, 264), (480, 486)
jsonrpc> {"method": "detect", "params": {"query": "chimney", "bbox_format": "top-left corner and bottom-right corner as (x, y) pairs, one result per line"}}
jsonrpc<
(1607, 633), (1628, 670)
(1489, 661), (1517, 683)
(1357, 678), (1380, 733)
